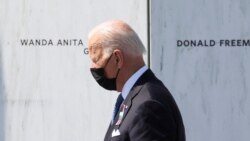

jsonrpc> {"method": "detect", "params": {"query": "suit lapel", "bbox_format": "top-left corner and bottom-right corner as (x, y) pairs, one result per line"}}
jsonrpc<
(114, 85), (143, 127)
(113, 69), (156, 128)
(104, 69), (156, 141)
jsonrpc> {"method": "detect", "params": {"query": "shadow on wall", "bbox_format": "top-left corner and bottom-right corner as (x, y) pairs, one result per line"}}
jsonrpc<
(0, 39), (5, 141)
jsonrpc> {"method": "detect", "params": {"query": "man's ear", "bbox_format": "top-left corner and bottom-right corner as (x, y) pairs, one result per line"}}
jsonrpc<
(114, 49), (123, 69)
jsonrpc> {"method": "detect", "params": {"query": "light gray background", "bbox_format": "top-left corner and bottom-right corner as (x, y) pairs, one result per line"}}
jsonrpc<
(1, 0), (250, 141)
(0, 0), (147, 141)
(150, 0), (250, 141)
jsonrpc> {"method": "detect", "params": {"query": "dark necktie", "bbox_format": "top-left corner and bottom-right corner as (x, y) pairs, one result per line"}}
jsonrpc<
(112, 94), (124, 121)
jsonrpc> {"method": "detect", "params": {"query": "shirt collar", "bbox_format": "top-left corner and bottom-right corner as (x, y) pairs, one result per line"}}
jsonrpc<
(121, 65), (148, 99)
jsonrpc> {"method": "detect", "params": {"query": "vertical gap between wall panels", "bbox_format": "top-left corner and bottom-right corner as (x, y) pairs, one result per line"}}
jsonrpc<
(147, 0), (151, 68)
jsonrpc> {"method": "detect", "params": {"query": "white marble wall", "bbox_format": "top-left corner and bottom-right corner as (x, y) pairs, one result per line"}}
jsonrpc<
(0, 0), (147, 141)
(150, 0), (250, 141)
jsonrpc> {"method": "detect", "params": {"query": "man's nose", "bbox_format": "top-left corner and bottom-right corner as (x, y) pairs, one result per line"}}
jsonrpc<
(90, 62), (100, 68)
(90, 63), (96, 68)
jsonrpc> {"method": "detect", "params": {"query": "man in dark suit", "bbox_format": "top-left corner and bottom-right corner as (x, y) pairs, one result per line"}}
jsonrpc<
(87, 20), (185, 141)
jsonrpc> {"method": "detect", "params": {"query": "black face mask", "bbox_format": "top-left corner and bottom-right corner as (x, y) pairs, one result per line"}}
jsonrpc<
(90, 54), (120, 90)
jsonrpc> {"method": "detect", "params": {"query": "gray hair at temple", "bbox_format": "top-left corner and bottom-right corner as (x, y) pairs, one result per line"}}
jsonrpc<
(88, 20), (146, 58)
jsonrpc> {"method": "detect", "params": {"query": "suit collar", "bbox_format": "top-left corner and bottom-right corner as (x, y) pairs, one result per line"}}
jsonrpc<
(121, 65), (148, 100)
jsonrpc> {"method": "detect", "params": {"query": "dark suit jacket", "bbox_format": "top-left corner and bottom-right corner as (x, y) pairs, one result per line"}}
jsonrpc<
(104, 69), (185, 141)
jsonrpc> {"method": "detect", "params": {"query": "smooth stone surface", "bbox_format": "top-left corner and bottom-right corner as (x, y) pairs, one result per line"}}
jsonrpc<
(0, 0), (147, 141)
(150, 0), (250, 141)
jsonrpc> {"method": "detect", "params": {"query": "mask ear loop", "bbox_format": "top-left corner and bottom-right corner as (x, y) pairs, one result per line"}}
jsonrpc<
(114, 52), (121, 79)
(115, 68), (120, 79)
(103, 53), (114, 69)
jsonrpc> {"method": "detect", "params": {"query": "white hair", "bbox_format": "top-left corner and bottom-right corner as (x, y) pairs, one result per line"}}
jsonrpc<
(88, 21), (146, 59)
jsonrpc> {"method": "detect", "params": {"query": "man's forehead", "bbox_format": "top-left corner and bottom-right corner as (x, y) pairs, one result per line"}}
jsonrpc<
(89, 42), (103, 50)
(87, 33), (109, 64)
(88, 44), (105, 64)
(88, 35), (104, 52)
(89, 41), (103, 52)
